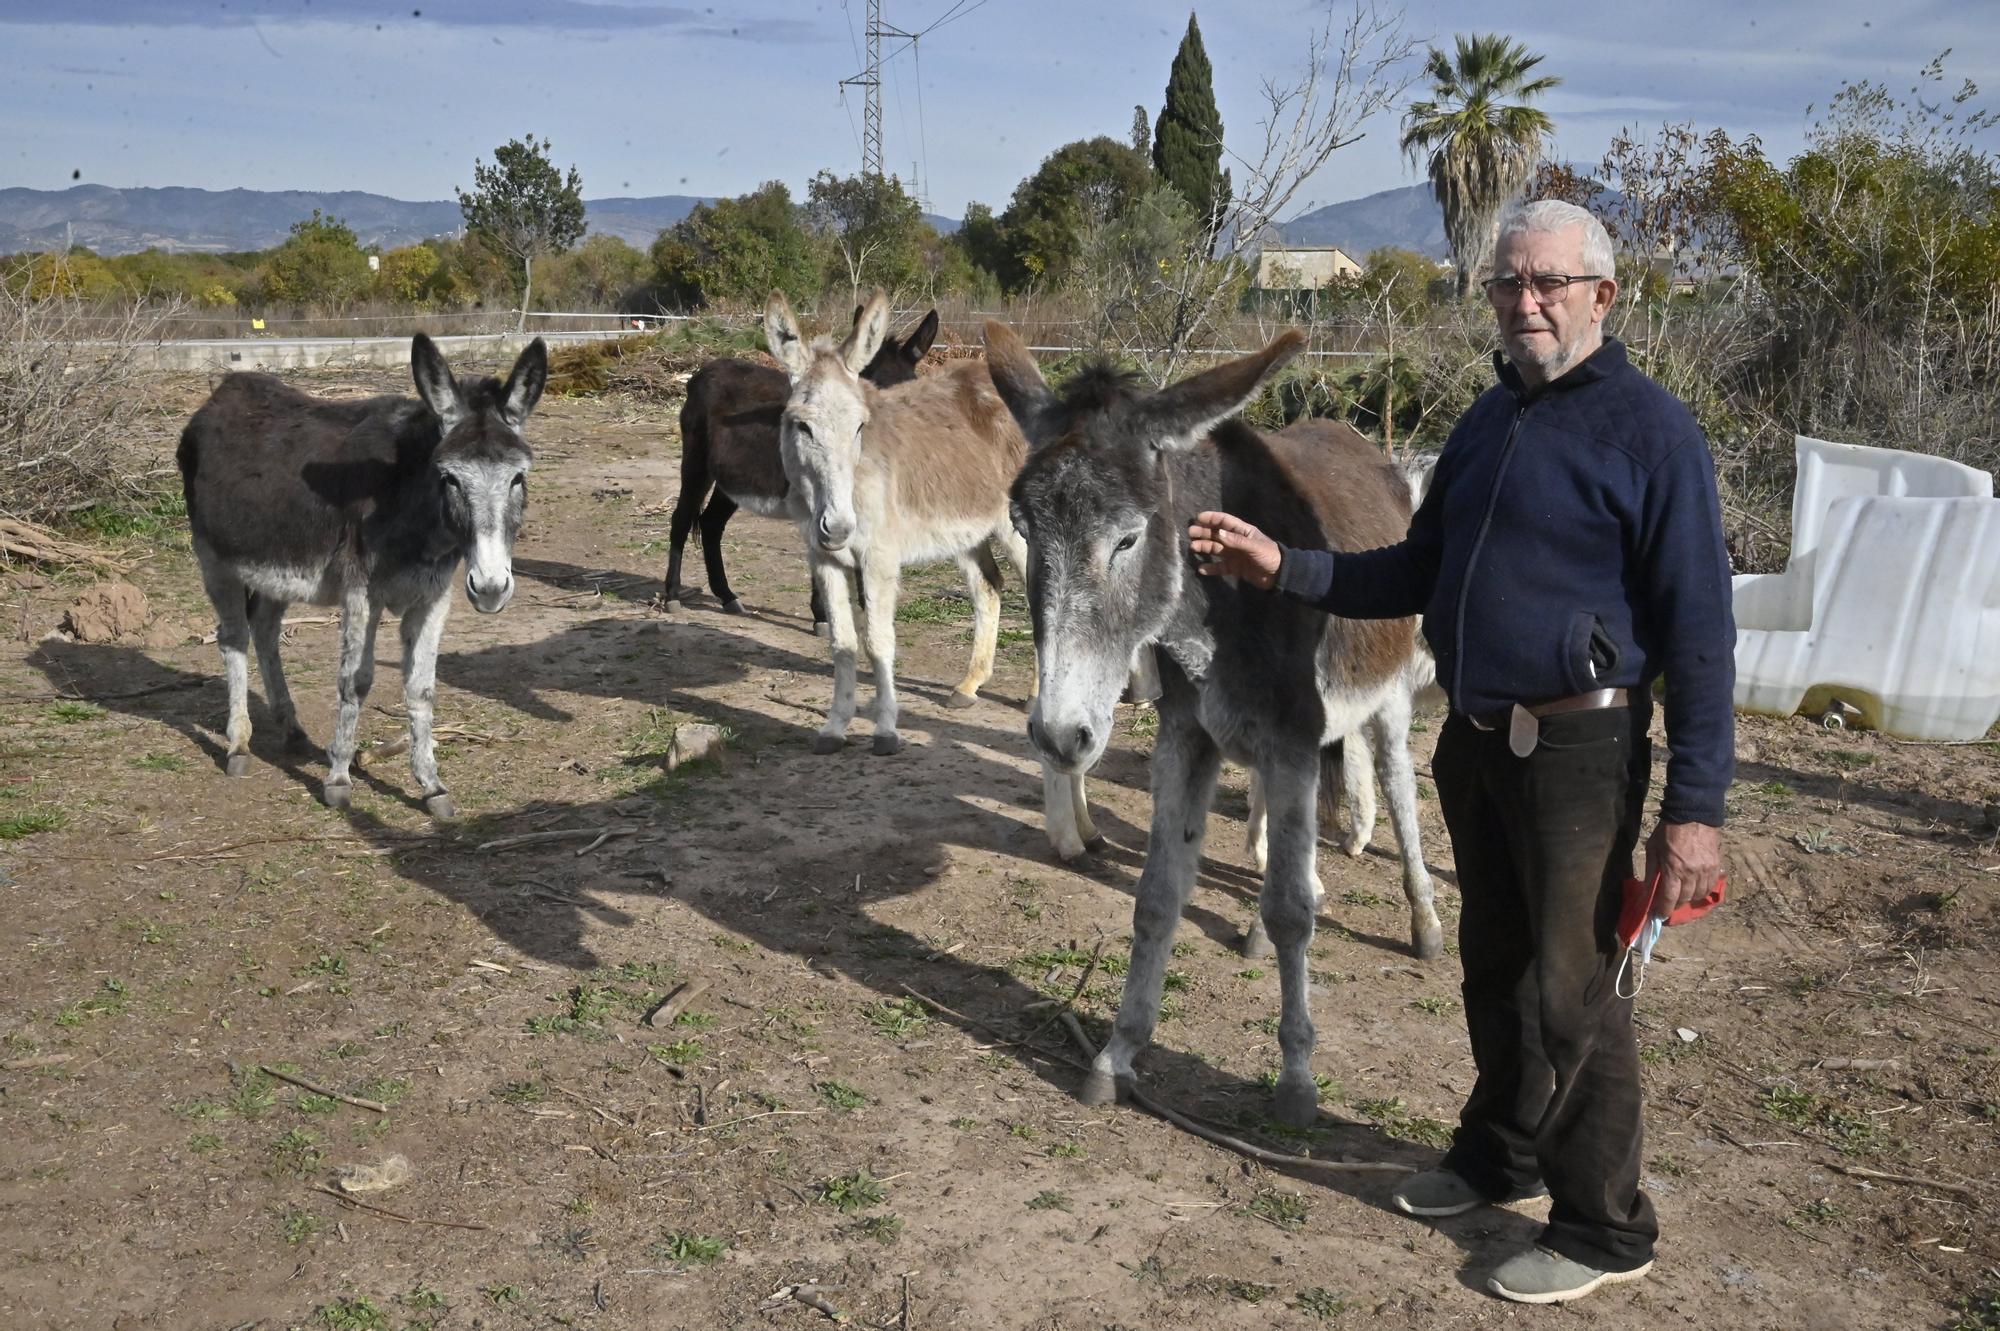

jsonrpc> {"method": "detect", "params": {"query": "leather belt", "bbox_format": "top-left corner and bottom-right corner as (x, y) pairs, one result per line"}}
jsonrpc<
(1464, 687), (1629, 732)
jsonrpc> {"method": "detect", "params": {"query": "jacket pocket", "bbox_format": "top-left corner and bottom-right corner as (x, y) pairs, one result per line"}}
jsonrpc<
(1562, 611), (1622, 695)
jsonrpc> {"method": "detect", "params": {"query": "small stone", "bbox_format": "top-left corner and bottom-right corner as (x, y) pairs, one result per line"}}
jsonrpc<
(1676, 1027), (1699, 1043)
(667, 722), (727, 771)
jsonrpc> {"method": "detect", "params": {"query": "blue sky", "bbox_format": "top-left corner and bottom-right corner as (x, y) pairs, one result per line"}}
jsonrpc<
(1, 0), (1992, 219)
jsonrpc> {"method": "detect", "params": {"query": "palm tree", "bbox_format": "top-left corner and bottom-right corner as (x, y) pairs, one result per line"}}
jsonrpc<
(1400, 34), (1560, 298)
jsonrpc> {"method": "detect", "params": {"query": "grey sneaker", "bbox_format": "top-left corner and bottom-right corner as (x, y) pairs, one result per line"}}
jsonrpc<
(1487, 1245), (1653, 1304)
(1391, 1168), (1547, 1218)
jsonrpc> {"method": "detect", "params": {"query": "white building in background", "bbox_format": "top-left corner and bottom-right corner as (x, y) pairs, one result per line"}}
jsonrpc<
(1252, 243), (1362, 291)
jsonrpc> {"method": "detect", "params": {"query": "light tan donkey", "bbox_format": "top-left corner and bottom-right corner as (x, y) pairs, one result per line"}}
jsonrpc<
(763, 288), (1046, 762)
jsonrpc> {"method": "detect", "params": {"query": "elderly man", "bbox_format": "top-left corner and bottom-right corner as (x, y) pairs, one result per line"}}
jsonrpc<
(1188, 200), (1734, 1304)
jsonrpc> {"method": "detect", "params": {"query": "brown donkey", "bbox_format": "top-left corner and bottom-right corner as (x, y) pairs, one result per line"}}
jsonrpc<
(985, 321), (1441, 1126)
(764, 289), (1031, 756)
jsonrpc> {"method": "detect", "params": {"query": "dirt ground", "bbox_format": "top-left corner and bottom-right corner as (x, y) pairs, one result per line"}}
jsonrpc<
(2, 358), (1996, 1331)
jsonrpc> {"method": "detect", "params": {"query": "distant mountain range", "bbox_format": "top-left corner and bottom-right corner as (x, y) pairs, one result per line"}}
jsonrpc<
(0, 180), (1442, 259)
(0, 184), (967, 256)
(1273, 184), (1448, 258)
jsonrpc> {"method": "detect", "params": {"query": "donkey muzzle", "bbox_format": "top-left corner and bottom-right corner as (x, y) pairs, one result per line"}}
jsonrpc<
(466, 568), (515, 613)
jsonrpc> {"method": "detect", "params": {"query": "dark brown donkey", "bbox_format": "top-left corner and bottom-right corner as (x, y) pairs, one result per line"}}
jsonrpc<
(985, 321), (1441, 1128)
(663, 308), (938, 629)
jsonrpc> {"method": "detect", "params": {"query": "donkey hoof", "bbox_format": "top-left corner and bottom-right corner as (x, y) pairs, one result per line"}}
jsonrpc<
(943, 689), (978, 710)
(1272, 1080), (1322, 1129)
(813, 621), (831, 639)
(811, 733), (846, 755)
(424, 791), (458, 820)
(225, 752), (252, 779)
(870, 733), (904, 757)
(1079, 1068), (1128, 1107)
(1340, 835), (1369, 858)
(721, 598), (747, 616)
(322, 780), (352, 810)
(1242, 922), (1274, 960)
(662, 598), (684, 617)
(1413, 920), (1445, 961)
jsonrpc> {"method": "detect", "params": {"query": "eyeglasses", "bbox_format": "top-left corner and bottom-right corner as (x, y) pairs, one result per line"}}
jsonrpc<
(1482, 272), (1604, 304)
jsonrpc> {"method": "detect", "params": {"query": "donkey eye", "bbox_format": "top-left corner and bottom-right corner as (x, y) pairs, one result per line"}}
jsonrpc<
(1113, 532), (1139, 554)
(511, 473), (526, 489)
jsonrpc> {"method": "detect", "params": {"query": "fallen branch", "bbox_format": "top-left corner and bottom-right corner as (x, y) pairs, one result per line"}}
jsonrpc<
(1826, 1163), (1976, 1197)
(477, 825), (636, 853)
(0, 678), (212, 705)
(1811, 1058), (1904, 1073)
(259, 1064), (387, 1113)
(0, 515), (134, 572)
(644, 979), (709, 1029)
(200, 614), (335, 645)
(761, 1284), (847, 1321)
(309, 1184), (491, 1230)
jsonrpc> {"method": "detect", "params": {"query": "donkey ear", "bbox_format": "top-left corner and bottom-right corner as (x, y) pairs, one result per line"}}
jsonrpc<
(900, 309), (940, 365)
(763, 291), (811, 379)
(840, 288), (891, 376)
(1138, 330), (1305, 451)
(500, 337), (548, 430)
(982, 320), (1057, 446)
(410, 333), (466, 432)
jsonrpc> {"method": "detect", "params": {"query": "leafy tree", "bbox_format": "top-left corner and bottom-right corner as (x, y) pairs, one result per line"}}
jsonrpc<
(1400, 33), (1559, 297)
(1358, 246), (1444, 317)
(1130, 105), (1151, 156)
(456, 134), (587, 330)
(259, 210), (373, 307)
(650, 181), (822, 309)
(952, 202), (1007, 286)
(531, 234), (651, 309)
(805, 170), (929, 301)
(1152, 13), (1231, 239)
(376, 244), (442, 305)
(995, 136), (1155, 291)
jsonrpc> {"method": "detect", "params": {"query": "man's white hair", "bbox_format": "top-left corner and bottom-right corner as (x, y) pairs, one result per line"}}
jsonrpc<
(1496, 200), (1616, 280)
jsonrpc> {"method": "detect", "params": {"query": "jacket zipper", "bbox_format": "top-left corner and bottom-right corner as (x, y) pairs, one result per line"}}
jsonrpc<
(1450, 398), (1532, 708)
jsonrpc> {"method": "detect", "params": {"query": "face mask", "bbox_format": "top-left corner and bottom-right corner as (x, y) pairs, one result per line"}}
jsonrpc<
(1614, 871), (1727, 999)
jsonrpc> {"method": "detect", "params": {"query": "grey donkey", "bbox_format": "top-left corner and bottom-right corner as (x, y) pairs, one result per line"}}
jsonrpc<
(984, 320), (1443, 1127)
(177, 333), (545, 815)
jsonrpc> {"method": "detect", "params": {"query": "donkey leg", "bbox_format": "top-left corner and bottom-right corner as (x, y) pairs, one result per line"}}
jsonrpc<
(1339, 729), (1378, 857)
(322, 593), (381, 809)
(663, 484), (704, 604)
(200, 561), (254, 777)
(947, 544), (1004, 707)
(998, 526), (1037, 702)
(1246, 768), (1269, 875)
(811, 557), (859, 754)
(858, 552), (904, 755)
(247, 593), (308, 753)
(700, 493), (745, 614)
(1082, 701), (1220, 1106)
(1368, 692), (1443, 959)
(1256, 750), (1326, 1127)
(400, 590), (456, 819)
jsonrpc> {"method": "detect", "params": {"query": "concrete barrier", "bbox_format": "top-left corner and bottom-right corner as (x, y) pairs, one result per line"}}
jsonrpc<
(121, 329), (622, 373)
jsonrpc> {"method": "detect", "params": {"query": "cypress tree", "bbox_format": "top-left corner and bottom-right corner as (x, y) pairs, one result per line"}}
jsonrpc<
(1152, 13), (1230, 234)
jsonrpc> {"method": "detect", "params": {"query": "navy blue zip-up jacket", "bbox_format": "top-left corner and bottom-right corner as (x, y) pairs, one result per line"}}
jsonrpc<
(1273, 337), (1736, 826)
